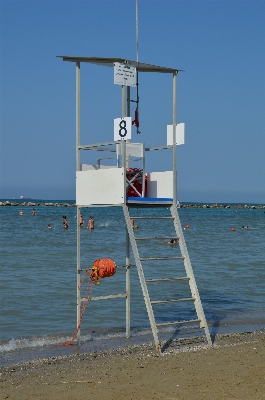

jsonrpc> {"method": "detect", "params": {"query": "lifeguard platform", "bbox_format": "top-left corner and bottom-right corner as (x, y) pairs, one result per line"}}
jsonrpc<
(58, 56), (212, 353)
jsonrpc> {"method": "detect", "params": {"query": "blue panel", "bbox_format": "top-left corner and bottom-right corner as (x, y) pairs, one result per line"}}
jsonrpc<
(127, 197), (173, 202)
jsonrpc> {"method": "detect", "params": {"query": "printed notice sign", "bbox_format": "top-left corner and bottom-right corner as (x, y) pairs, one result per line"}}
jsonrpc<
(114, 63), (136, 87)
(114, 117), (132, 141)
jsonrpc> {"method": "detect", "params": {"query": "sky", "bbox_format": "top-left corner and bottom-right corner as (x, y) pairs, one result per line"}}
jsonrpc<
(0, 0), (264, 203)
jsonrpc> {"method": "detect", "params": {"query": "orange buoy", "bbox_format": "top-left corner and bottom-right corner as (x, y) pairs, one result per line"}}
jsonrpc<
(90, 258), (116, 282)
(231, 227), (235, 231)
(186, 225), (190, 229)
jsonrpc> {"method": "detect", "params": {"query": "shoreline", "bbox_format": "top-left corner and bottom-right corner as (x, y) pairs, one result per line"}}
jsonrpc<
(1, 329), (264, 399)
(1, 200), (265, 209)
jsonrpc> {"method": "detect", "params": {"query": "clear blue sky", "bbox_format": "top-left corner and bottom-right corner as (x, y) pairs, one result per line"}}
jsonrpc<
(0, 0), (264, 203)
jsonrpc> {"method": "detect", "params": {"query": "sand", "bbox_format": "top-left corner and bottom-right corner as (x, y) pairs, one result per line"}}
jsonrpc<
(1, 330), (264, 400)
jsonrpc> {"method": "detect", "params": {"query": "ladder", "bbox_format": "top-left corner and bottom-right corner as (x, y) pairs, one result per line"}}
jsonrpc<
(123, 204), (212, 354)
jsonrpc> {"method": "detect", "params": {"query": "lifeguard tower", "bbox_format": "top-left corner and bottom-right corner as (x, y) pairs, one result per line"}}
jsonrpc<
(58, 56), (212, 353)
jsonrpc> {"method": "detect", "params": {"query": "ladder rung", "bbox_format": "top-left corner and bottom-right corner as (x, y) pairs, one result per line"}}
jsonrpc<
(146, 277), (190, 282)
(140, 256), (185, 261)
(135, 236), (179, 240)
(131, 216), (174, 220)
(156, 318), (201, 327)
(82, 293), (126, 302)
(151, 297), (195, 304)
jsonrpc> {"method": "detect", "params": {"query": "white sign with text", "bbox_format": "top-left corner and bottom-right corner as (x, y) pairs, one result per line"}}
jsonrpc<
(114, 63), (136, 87)
(114, 117), (132, 141)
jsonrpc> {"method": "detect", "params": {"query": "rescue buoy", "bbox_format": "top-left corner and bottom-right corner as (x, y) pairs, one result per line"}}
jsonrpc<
(186, 225), (190, 229)
(231, 227), (235, 231)
(90, 258), (116, 282)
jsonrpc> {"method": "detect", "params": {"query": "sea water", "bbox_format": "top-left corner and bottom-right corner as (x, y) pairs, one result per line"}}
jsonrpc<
(0, 202), (264, 365)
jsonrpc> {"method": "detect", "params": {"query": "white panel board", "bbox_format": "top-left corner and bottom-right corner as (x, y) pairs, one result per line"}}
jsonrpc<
(114, 117), (132, 141)
(76, 169), (124, 205)
(146, 171), (174, 198)
(116, 143), (144, 157)
(114, 62), (136, 87)
(80, 164), (117, 171)
(167, 123), (185, 145)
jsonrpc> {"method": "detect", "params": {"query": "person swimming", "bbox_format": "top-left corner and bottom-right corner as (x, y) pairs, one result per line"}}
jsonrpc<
(168, 238), (178, 244)
(88, 216), (94, 230)
(48, 224), (52, 229)
(130, 218), (138, 229)
(80, 213), (85, 226)
(62, 216), (68, 230)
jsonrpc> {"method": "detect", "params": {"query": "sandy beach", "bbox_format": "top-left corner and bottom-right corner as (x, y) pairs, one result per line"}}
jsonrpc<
(1, 330), (264, 400)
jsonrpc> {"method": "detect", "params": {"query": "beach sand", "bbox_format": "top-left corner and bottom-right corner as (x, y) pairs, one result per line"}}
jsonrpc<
(1, 330), (264, 400)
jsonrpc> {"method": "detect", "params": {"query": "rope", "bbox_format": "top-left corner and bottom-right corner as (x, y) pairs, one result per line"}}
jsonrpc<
(61, 268), (96, 346)
(78, 264), (135, 272)
(61, 261), (131, 346)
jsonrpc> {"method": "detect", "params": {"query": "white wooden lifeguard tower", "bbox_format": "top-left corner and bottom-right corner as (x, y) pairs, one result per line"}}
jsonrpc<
(58, 56), (212, 353)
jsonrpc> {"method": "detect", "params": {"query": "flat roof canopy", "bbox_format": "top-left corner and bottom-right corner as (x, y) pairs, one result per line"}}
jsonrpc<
(57, 56), (182, 73)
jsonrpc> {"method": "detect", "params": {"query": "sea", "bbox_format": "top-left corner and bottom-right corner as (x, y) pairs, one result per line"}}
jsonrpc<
(0, 200), (264, 366)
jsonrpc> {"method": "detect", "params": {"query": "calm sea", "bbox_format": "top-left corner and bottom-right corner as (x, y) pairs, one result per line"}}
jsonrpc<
(0, 201), (264, 365)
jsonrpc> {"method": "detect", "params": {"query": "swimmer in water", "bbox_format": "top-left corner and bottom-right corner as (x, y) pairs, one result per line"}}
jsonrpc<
(19, 210), (24, 216)
(168, 238), (178, 244)
(62, 216), (68, 229)
(130, 218), (138, 229)
(80, 213), (85, 226)
(88, 216), (94, 230)
(31, 209), (36, 216)
(48, 224), (52, 229)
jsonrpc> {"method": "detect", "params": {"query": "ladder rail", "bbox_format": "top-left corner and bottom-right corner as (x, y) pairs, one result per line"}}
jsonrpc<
(123, 205), (161, 354)
(82, 293), (127, 302)
(146, 277), (190, 282)
(157, 318), (201, 327)
(140, 256), (185, 261)
(170, 206), (212, 345)
(135, 236), (179, 240)
(151, 297), (195, 304)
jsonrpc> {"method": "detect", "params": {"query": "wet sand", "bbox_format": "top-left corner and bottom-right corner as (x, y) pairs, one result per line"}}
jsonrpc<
(1, 330), (264, 400)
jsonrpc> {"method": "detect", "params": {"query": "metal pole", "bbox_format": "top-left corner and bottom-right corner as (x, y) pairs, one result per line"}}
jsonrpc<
(126, 232), (130, 339)
(126, 86), (130, 168)
(122, 84), (130, 339)
(76, 62), (80, 171)
(136, 0), (139, 63)
(122, 85), (127, 119)
(127, 86), (130, 118)
(136, 0), (140, 134)
(141, 146), (145, 197)
(76, 62), (81, 343)
(172, 72), (177, 207)
(76, 206), (81, 343)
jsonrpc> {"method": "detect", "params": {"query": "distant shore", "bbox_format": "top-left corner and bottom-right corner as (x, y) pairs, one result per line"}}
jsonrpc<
(1, 329), (264, 400)
(1, 200), (264, 209)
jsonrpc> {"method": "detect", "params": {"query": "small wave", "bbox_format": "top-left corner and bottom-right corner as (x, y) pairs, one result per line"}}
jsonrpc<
(0, 334), (83, 353)
(99, 221), (110, 227)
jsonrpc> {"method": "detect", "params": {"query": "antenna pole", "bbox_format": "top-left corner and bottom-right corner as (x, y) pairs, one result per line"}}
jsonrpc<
(136, 0), (139, 62)
(136, 0), (140, 134)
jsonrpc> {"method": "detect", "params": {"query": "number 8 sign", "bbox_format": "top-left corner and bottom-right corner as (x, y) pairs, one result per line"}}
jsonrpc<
(114, 117), (132, 141)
